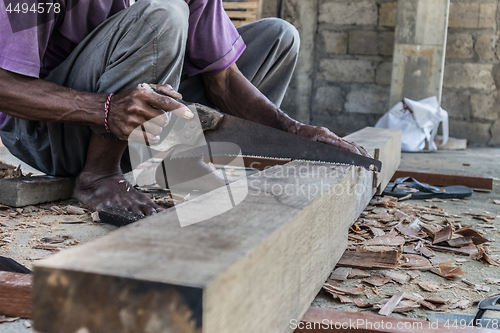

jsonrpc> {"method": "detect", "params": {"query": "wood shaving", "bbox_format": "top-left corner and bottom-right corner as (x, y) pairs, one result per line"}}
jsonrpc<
(323, 283), (365, 295)
(91, 211), (100, 222)
(418, 281), (440, 292)
(470, 247), (500, 266)
(0, 316), (19, 323)
(362, 275), (393, 287)
(329, 267), (352, 281)
(50, 205), (66, 215)
(65, 205), (86, 215)
(348, 269), (370, 279)
(485, 278), (500, 284)
(40, 235), (72, 244)
(0, 162), (23, 179)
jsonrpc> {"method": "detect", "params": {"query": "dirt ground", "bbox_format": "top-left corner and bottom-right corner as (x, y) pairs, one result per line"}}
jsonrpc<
(313, 148), (500, 322)
(0, 147), (499, 331)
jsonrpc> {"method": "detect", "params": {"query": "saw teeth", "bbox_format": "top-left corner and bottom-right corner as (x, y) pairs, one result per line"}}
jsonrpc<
(171, 154), (352, 167)
(169, 153), (372, 170)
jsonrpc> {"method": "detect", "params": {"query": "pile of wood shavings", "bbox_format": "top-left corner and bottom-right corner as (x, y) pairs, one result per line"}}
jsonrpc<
(0, 162), (23, 179)
(322, 195), (500, 317)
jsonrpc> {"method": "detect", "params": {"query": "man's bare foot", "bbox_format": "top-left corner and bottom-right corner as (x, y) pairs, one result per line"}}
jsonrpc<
(75, 169), (161, 216)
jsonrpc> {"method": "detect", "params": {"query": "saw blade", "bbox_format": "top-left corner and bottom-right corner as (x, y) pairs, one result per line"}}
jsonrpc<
(169, 114), (382, 171)
(203, 154), (355, 168)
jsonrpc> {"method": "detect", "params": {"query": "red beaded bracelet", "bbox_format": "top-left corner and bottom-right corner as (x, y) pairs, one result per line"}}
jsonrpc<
(104, 93), (114, 133)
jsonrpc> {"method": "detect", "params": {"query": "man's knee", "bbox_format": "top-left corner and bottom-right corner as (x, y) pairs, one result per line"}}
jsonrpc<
(133, 0), (189, 36)
(262, 18), (300, 54)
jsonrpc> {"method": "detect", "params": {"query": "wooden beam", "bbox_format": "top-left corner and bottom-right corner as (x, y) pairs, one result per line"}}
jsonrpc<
(0, 272), (32, 319)
(336, 251), (399, 270)
(391, 170), (493, 191)
(295, 307), (499, 333)
(344, 128), (402, 195)
(32, 127), (401, 333)
(209, 128), (402, 184)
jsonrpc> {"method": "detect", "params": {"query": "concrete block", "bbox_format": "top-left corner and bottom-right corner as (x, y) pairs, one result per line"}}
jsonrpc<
(493, 64), (500, 90)
(471, 92), (499, 121)
(448, 3), (479, 28)
(475, 34), (498, 61)
(322, 30), (348, 54)
(376, 62), (393, 86)
(261, 0), (279, 18)
(443, 63), (495, 91)
(391, 44), (445, 105)
(281, 0), (319, 124)
(490, 120), (500, 145)
(319, 59), (375, 83)
(396, 0), (449, 46)
(379, 2), (397, 27)
(311, 112), (379, 136)
(446, 33), (473, 59)
(348, 31), (377, 55)
(0, 176), (74, 207)
(319, 1), (377, 25)
(479, 3), (497, 29)
(313, 86), (343, 112)
(391, 0), (449, 105)
(449, 119), (492, 144)
(441, 89), (471, 119)
(345, 85), (390, 114)
(379, 31), (395, 56)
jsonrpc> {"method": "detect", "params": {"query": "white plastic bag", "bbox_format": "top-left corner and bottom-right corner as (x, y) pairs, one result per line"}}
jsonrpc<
(375, 96), (449, 152)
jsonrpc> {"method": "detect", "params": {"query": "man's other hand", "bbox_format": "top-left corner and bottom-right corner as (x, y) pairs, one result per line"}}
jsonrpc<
(202, 64), (370, 158)
(108, 83), (194, 143)
(294, 124), (371, 157)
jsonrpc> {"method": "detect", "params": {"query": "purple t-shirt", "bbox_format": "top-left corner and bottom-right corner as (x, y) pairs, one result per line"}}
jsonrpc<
(0, 0), (246, 125)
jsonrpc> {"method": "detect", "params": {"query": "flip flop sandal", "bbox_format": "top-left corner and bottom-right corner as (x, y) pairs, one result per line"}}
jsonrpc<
(0, 256), (31, 274)
(428, 296), (500, 328)
(383, 177), (473, 199)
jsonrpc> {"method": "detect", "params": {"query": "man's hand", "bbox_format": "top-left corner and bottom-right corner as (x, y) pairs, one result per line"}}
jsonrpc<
(293, 124), (370, 157)
(0, 69), (193, 144)
(108, 83), (193, 143)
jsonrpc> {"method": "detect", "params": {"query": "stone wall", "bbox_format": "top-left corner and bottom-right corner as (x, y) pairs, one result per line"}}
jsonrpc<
(280, 0), (500, 145)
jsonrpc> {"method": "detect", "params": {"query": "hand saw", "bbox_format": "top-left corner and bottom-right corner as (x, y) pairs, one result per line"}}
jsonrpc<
(148, 88), (382, 171)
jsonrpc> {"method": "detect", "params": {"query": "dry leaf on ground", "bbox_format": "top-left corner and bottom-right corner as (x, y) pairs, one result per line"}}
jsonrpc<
(418, 281), (440, 292)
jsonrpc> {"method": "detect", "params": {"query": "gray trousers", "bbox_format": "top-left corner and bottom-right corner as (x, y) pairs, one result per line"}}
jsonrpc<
(0, 0), (299, 177)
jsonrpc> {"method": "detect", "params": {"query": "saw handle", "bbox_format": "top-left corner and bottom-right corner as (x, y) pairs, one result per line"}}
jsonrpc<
(151, 87), (224, 131)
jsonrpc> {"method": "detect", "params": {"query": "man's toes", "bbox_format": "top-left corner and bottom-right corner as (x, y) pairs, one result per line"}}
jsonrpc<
(129, 205), (145, 216)
(140, 204), (157, 216)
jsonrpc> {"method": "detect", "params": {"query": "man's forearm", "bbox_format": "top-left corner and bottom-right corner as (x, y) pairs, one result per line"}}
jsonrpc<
(0, 68), (105, 126)
(202, 64), (370, 157)
(201, 64), (300, 133)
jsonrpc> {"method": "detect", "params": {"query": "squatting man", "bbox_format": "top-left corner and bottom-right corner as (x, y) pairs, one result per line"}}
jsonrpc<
(0, 0), (369, 216)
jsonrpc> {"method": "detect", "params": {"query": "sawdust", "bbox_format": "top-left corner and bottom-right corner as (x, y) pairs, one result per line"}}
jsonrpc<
(0, 162), (23, 180)
(319, 194), (500, 319)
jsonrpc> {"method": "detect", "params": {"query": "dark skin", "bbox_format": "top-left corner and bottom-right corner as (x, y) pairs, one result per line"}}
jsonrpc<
(0, 64), (369, 215)
(203, 64), (369, 156)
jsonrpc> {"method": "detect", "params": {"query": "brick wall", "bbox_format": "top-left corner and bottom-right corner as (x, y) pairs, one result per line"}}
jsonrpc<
(444, 1), (499, 144)
(281, 0), (500, 145)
